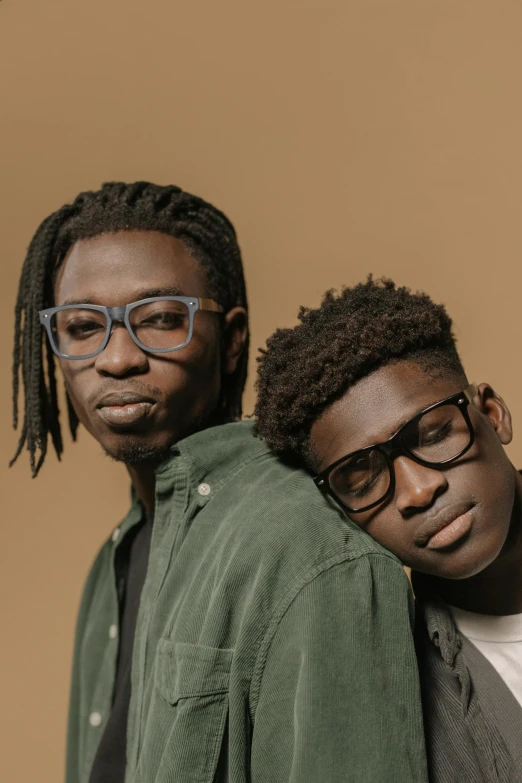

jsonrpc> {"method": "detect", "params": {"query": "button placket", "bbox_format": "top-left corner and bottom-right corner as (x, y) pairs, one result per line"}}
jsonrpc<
(89, 712), (102, 727)
(198, 482), (211, 497)
(129, 467), (189, 773)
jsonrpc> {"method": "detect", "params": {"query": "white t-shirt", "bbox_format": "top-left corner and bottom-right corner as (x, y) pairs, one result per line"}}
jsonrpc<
(449, 604), (522, 707)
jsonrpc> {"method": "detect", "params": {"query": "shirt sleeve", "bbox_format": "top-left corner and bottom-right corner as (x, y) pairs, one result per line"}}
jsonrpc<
(250, 553), (428, 783)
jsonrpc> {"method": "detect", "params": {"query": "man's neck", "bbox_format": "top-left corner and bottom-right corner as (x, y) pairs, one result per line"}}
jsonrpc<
(126, 463), (156, 516)
(122, 412), (227, 517)
(420, 471), (522, 616)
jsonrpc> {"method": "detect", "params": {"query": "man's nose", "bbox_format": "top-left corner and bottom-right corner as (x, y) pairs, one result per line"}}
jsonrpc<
(94, 323), (149, 377)
(394, 455), (448, 516)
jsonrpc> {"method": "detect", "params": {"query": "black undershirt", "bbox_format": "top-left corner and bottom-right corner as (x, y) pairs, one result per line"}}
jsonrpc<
(89, 511), (154, 783)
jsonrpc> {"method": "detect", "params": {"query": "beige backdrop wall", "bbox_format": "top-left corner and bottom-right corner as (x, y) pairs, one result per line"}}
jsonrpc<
(2, 1), (522, 780)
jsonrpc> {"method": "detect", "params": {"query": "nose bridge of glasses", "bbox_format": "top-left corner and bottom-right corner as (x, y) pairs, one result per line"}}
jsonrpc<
(381, 435), (428, 476)
(106, 305), (127, 322)
(104, 306), (140, 352)
(380, 434), (406, 462)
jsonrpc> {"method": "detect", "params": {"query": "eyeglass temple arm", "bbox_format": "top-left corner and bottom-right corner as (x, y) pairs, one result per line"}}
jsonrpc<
(464, 383), (479, 403)
(199, 298), (224, 313)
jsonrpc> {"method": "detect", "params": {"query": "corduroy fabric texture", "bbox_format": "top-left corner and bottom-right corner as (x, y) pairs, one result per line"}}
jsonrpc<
(66, 420), (428, 783)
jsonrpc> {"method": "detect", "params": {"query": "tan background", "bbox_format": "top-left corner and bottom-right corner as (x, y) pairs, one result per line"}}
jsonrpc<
(2, 1), (522, 780)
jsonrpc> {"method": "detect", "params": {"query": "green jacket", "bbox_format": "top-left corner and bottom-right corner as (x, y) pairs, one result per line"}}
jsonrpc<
(66, 420), (428, 783)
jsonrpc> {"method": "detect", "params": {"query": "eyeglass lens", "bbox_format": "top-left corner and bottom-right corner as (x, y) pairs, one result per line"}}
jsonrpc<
(329, 403), (471, 511)
(50, 300), (191, 357)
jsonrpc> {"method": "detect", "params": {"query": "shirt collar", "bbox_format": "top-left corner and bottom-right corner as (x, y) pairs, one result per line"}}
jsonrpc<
(153, 419), (269, 504)
(412, 572), (462, 666)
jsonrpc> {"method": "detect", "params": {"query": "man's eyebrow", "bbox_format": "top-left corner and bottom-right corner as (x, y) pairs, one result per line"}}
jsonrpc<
(135, 286), (185, 299)
(59, 286), (186, 307)
(354, 396), (453, 452)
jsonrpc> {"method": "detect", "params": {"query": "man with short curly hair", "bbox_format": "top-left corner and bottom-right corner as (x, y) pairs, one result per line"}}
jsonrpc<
(255, 276), (522, 782)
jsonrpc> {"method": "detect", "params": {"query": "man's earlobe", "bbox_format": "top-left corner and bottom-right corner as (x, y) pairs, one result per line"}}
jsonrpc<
(476, 383), (513, 446)
(223, 307), (248, 375)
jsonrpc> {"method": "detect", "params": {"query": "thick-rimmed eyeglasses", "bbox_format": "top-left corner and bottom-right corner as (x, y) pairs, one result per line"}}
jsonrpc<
(39, 296), (224, 360)
(314, 384), (478, 514)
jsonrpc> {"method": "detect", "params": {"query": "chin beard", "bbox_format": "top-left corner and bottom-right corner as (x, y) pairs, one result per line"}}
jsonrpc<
(101, 407), (225, 467)
(103, 439), (174, 467)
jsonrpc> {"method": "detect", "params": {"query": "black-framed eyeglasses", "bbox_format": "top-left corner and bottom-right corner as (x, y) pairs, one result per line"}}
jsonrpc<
(314, 384), (478, 514)
(39, 296), (224, 360)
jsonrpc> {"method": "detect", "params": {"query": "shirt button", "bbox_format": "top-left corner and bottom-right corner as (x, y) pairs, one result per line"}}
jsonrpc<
(89, 712), (102, 727)
(198, 483), (211, 496)
(111, 527), (121, 543)
(109, 624), (118, 639)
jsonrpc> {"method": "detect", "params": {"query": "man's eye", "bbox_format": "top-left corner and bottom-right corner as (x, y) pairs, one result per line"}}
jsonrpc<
(346, 473), (380, 497)
(139, 312), (185, 328)
(338, 454), (385, 496)
(65, 321), (104, 337)
(420, 421), (452, 446)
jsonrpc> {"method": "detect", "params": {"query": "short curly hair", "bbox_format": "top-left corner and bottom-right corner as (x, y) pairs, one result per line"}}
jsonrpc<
(253, 276), (466, 467)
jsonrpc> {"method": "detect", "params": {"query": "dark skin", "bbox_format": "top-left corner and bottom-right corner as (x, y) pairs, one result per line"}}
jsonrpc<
(54, 230), (248, 514)
(310, 361), (522, 615)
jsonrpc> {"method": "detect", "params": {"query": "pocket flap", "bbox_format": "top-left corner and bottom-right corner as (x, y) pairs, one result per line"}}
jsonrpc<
(155, 640), (234, 705)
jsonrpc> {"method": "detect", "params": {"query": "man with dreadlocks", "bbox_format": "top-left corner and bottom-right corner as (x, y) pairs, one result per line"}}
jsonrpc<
(11, 186), (428, 783)
(255, 277), (522, 782)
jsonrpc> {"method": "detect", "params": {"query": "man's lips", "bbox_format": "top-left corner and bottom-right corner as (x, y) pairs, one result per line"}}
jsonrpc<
(95, 391), (157, 428)
(414, 503), (475, 550)
(96, 392), (156, 408)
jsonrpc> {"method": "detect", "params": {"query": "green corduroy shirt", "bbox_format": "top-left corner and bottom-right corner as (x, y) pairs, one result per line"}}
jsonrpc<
(66, 420), (428, 783)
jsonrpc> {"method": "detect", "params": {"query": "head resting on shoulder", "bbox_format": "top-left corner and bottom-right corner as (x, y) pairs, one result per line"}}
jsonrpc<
(254, 276), (519, 581)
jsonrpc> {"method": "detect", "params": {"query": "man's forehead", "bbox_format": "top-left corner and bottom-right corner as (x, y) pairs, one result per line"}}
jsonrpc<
(54, 231), (205, 304)
(311, 362), (462, 464)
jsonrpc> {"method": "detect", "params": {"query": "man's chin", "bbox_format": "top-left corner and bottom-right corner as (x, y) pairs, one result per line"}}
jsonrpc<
(102, 439), (174, 467)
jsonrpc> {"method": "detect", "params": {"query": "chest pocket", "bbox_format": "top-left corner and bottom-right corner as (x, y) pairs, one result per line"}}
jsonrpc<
(145, 640), (233, 782)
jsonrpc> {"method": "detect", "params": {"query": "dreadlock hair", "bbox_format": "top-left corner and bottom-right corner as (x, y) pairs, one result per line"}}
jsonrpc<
(11, 181), (249, 477)
(253, 276), (466, 469)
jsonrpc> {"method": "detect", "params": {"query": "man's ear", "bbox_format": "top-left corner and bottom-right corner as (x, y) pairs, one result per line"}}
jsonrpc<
(475, 383), (513, 446)
(222, 307), (248, 375)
